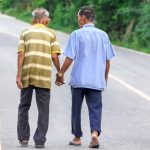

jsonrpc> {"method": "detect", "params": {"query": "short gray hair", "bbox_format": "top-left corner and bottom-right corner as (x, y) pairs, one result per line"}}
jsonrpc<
(32, 8), (49, 19)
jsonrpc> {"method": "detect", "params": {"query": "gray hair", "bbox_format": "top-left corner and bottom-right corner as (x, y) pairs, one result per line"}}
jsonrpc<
(32, 8), (49, 19)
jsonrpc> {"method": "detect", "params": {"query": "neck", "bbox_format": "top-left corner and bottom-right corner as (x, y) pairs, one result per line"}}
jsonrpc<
(86, 20), (93, 24)
(80, 21), (93, 28)
(32, 18), (49, 26)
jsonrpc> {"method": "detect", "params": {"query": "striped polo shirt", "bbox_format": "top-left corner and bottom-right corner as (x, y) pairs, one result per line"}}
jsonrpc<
(18, 24), (61, 89)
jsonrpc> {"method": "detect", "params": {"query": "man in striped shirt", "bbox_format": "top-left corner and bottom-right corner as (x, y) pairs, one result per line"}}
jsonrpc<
(16, 8), (61, 148)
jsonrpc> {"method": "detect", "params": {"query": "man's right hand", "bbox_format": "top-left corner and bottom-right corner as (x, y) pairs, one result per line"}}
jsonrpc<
(55, 73), (65, 86)
(16, 75), (23, 89)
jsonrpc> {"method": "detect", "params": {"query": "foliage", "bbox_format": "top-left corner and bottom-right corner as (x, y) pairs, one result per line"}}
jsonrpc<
(133, 2), (150, 49)
(0, 0), (149, 53)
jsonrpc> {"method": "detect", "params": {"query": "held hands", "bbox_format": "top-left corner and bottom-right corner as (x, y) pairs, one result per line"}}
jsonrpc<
(55, 72), (65, 86)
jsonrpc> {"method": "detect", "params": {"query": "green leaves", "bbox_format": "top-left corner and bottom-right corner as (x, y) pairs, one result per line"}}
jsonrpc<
(0, 0), (149, 52)
(134, 2), (150, 48)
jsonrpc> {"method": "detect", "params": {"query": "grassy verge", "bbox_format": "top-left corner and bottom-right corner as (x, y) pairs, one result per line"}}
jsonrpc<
(1, 8), (73, 33)
(1, 9), (150, 54)
(113, 41), (150, 54)
(2, 8), (31, 23)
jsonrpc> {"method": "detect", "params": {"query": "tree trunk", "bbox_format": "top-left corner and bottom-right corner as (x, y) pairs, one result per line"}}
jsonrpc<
(65, 0), (71, 6)
(125, 18), (135, 37)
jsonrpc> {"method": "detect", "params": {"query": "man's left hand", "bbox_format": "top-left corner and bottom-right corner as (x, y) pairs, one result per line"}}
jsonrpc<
(16, 75), (23, 89)
(55, 74), (65, 86)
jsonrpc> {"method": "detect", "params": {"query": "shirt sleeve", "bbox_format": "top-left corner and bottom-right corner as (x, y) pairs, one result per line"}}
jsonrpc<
(51, 34), (61, 55)
(63, 31), (79, 60)
(105, 35), (116, 60)
(18, 32), (25, 53)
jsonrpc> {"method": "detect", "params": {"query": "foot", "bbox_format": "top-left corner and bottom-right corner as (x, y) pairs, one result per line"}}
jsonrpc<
(69, 137), (81, 146)
(35, 144), (45, 148)
(19, 140), (28, 147)
(89, 131), (99, 148)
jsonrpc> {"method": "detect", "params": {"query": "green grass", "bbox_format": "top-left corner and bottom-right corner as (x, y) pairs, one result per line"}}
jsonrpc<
(113, 41), (150, 54)
(1, 9), (150, 54)
(1, 8), (73, 33)
(2, 8), (31, 23)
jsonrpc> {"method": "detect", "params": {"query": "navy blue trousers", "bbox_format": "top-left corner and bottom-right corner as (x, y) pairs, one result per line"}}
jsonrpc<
(71, 87), (102, 137)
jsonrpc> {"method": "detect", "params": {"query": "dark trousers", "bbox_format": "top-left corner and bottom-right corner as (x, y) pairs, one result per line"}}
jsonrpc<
(71, 87), (102, 137)
(17, 85), (50, 145)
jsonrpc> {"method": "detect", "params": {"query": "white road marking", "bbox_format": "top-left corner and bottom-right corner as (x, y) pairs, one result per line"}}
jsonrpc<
(109, 74), (150, 102)
(113, 45), (150, 57)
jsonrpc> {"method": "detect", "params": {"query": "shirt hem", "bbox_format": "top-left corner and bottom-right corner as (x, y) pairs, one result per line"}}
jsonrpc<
(70, 84), (104, 91)
(23, 83), (51, 90)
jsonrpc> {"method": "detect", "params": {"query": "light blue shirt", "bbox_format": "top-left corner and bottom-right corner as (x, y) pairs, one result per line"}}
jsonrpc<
(64, 23), (116, 90)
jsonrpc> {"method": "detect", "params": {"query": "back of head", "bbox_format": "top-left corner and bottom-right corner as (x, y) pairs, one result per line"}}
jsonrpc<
(78, 6), (95, 22)
(32, 8), (50, 25)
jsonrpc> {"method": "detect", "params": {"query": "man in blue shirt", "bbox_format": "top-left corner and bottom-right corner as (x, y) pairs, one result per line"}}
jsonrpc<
(56, 6), (116, 148)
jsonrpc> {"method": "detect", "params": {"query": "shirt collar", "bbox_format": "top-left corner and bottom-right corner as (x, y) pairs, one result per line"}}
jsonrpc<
(33, 24), (45, 28)
(83, 23), (95, 28)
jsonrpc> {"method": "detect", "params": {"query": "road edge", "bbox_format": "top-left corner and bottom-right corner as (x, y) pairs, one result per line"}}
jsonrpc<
(0, 13), (149, 56)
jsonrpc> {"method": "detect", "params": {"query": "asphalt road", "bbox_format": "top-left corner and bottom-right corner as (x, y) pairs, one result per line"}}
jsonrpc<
(0, 14), (150, 150)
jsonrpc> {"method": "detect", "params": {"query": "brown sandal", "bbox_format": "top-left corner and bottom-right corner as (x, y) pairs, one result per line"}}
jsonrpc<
(89, 136), (99, 148)
(69, 141), (81, 146)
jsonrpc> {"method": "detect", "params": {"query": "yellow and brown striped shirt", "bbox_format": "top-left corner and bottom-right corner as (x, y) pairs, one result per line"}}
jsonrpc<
(18, 24), (61, 89)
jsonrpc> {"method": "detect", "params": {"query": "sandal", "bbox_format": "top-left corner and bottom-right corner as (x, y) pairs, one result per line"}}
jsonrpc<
(89, 136), (99, 148)
(19, 140), (28, 146)
(69, 141), (81, 146)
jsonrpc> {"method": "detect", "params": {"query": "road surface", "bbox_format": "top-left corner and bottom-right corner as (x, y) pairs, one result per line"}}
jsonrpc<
(0, 14), (150, 150)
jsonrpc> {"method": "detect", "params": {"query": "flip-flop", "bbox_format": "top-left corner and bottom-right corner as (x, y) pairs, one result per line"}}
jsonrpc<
(89, 143), (99, 148)
(19, 140), (28, 147)
(89, 136), (99, 148)
(35, 144), (45, 148)
(69, 141), (81, 146)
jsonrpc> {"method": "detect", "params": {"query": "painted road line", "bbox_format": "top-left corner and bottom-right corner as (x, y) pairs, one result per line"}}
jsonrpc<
(109, 74), (150, 102)
(113, 45), (150, 57)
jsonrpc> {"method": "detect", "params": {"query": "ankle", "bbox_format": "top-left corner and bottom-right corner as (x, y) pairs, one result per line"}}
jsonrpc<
(74, 137), (81, 141)
(92, 130), (99, 137)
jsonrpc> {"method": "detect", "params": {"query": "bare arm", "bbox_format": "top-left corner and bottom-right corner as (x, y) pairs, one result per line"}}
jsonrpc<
(52, 53), (60, 72)
(60, 57), (73, 74)
(16, 51), (25, 89)
(56, 57), (73, 86)
(105, 60), (110, 84)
